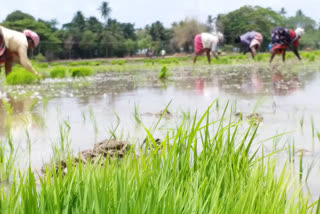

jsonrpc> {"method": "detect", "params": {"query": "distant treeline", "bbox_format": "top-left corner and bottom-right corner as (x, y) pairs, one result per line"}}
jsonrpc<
(1, 2), (319, 61)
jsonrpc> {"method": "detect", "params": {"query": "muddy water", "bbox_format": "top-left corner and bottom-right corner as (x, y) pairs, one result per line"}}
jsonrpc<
(0, 63), (320, 198)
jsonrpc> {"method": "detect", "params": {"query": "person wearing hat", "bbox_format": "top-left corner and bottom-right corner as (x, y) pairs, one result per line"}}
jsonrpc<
(0, 26), (40, 76)
(234, 31), (263, 59)
(193, 32), (224, 64)
(269, 27), (304, 63)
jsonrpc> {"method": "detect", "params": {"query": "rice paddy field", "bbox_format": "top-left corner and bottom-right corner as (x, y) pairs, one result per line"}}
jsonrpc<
(0, 51), (320, 213)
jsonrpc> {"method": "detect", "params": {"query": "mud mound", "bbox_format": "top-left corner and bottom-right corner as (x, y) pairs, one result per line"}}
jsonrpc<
(41, 139), (131, 175)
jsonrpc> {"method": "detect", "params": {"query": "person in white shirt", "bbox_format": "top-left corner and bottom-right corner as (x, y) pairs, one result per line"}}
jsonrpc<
(193, 32), (224, 64)
(0, 26), (40, 76)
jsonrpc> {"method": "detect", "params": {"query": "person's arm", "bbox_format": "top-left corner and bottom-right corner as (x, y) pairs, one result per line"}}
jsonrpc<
(211, 51), (218, 60)
(269, 50), (276, 63)
(291, 46), (301, 60)
(211, 41), (219, 60)
(18, 46), (39, 75)
(250, 47), (256, 59)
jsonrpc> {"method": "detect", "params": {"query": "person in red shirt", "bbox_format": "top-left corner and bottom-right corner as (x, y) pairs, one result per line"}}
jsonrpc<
(269, 27), (304, 63)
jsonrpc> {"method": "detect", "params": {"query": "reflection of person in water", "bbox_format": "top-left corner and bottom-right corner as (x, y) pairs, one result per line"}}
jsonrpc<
(272, 71), (300, 96)
(241, 71), (264, 93)
(195, 78), (204, 95)
(0, 95), (41, 134)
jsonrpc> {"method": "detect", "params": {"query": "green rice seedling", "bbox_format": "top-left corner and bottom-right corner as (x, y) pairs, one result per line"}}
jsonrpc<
(110, 59), (127, 65)
(6, 68), (39, 85)
(51, 121), (71, 161)
(158, 66), (171, 79)
(0, 103), (315, 213)
(108, 113), (120, 140)
(89, 107), (98, 140)
(50, 66), (67, 78)
(311, 116), (315, 140)
(0, 132), (16, 181)
(133, 103), (142, 124)
(300, 115), (304, 131)
(42, 97), (50, 112)
(299, 151), (303, 184)
(317, 131), (320, 143)
(1, 99), (13, 116)
(28, 99), (39, 111)
(34, 63), (49, 68)
(69, 67), (93, 77)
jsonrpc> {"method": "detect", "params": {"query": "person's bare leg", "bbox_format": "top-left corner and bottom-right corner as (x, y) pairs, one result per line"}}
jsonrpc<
(5, 59), (12, 76)
(206, 50), (211, 64)
(193, 53), (198, 64)
(282, 50), (286, 62)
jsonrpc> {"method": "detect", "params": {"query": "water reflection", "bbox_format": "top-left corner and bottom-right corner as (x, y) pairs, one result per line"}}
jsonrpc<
(0, 95), (43, 135)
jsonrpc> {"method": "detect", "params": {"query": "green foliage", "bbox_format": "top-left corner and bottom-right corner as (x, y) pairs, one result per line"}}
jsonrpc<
(34, 62), (49, 68)
(158, 66), (171, 79)
(6, 68), (39, 85)
(69, 67), (94, 77)
(5, 10), (35, 22)
(0, 136), (16, 182)
(50, 66), (67, 78)
(34, 53), (47, 62)
(110, 60), (127, 65)
(171, 18), (207, 52)
(217, 6), (285, 51)
(68, 61), (101, 66)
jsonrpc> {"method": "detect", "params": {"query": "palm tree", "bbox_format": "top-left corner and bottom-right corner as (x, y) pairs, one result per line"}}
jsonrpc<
(99, 1), (111, 21)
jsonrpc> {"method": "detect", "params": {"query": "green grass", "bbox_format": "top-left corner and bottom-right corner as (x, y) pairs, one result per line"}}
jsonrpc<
(50, 66), (67, 78)
(0, 103), (317, 213)
(6, 68), (39, 85)
(69, 67), (94, 77)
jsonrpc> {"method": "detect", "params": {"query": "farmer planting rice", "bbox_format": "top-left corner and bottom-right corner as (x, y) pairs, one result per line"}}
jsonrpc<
(269, 27), (304, 63)
(193, 32), (224, 64)
(234, 31), (263, 59)
(0, 26), (40, 76)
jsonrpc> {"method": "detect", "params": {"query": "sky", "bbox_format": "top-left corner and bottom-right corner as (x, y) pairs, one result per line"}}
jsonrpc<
(0, 0), (319, 28)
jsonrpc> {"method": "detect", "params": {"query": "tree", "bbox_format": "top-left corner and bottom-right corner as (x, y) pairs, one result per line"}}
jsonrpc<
(286, 10), (316, 31)
(86, 17), (103, 33)
(5, 10), (35, 22)
(71, 11), (86, 31)
(99, 1), (111, 21)
(137, 30), (153, 50)
(147, 21), (169, 41)
(217, 6), (285, 50)
(79, 30), (98, 58)
(124, 39), (136, 56)
(1, 18), (61, 57)
(206, 15), (215, 32)
(279, 7), (286, 16)
(171, 18), (206, 52)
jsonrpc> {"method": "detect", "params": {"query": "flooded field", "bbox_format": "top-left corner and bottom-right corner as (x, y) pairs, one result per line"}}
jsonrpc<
(1, 62), (320, 200)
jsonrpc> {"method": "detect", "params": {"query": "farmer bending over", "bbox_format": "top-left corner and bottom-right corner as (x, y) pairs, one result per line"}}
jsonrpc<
(0, 26), (40, 76)
(193, 32), (224, 64)
(269, 27), (304, 63)
(234, 31), (263, 59)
